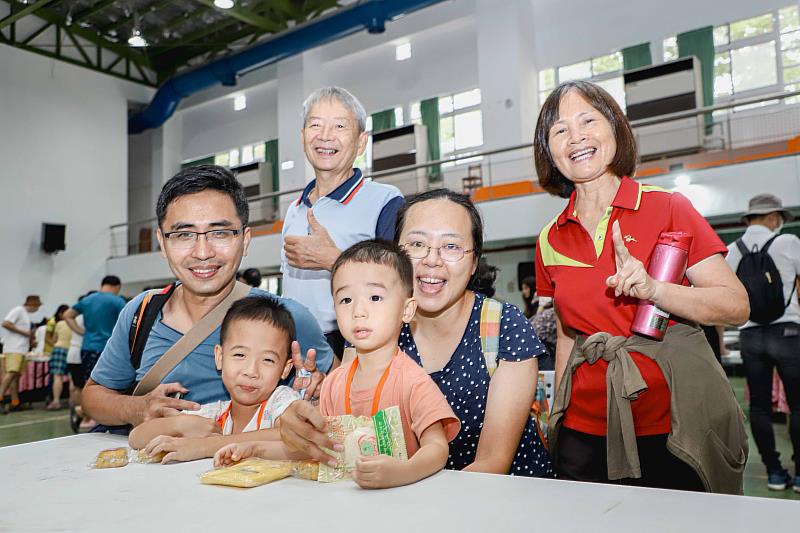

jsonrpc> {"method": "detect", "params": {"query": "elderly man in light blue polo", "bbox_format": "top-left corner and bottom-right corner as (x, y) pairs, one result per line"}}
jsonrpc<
(282, 87), (403, 364)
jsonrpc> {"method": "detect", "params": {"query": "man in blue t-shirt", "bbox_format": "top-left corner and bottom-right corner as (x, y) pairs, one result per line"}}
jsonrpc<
(65, 275), (126, 384)
(82, 165), (332, 443)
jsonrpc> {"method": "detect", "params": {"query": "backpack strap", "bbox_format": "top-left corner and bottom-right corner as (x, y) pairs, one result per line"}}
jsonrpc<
(734, 239), (749, 257)
(128, 284), (177, 372)
(760, 235), (779, 254)
(479, 297), (503, 378)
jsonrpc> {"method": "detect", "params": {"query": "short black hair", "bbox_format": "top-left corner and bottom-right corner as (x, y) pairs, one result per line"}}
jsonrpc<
(102, 275), (121, 287)
(239, 268), (262, 288)
(156, 165), (249, 228)
(331, 239), (414, 296)
(219, 296), (296, 359)
(394, 188), (498, 296)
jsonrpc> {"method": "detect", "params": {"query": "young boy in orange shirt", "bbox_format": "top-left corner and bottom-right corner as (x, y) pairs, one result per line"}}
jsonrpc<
(216, 240), (460, 488)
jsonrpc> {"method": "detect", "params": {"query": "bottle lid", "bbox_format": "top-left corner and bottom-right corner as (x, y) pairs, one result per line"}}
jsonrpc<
(657, 231), (692, 252)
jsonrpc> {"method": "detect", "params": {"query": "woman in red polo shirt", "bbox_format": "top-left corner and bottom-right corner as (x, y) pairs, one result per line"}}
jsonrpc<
(533, 80), (749, 491)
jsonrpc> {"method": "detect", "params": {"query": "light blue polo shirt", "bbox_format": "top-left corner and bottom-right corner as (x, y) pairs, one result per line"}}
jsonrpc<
(281, 168), (404, 333)
(90, 287), (332, 405)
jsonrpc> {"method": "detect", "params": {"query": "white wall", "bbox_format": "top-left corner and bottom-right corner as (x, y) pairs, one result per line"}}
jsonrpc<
(0, 45), (151, 318)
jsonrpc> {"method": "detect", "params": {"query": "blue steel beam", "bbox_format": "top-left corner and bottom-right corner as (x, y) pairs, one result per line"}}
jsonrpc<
(129, 0), (445, 133)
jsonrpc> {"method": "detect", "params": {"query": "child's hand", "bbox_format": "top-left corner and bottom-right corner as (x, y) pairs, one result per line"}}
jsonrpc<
(351, 454), (404, 489)
(145, 435), (208, 464)
(177, 415), (222, 439)
(213, 442), (260, 468)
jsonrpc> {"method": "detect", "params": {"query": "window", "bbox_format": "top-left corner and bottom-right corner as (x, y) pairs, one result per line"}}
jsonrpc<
(188, 141), (268, 170)
(662, 36), (678, 62)
(680, 4), (800, 105)
(538, 51), (626, 111)
(437, 88), (483, 162)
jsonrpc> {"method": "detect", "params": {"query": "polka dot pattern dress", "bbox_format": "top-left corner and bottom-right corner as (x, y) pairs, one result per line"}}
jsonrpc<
(399, 293), (554, 478)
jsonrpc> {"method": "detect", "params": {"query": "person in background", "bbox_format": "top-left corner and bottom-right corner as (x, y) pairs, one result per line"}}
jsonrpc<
(520, 276), (538, 318)
(1, 295), (42, 414)
(64, 276), (126, 430)
(281, 86), (404, 364)
(237, 267), (263, 289)
(725, 193), (800, 492)
(534, 80), (748, 492)
(46, 304), (70, 411)
(67, 312), (85, 432)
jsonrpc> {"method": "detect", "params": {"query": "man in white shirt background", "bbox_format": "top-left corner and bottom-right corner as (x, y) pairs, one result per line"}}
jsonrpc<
(726, 194), (800, 492)
(1, 295), (42, 414)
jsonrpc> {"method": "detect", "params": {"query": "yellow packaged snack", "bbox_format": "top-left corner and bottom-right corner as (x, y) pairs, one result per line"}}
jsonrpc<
(200, 459), (294, 488)
(292, 460), (320, 481)
(318, 406), (407, 483)
(92, 448), (129, 469)
(132, 449), (168, 464)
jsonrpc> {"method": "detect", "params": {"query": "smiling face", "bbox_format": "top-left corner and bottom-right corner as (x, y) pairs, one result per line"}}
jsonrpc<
(547, 90), (618, 186)
(332, 262), (415, 353)
(214, 319), (292, 407)
(301, 98), (367, 178)
(398, 199), (477, 316)
(156, 190), (251, 298)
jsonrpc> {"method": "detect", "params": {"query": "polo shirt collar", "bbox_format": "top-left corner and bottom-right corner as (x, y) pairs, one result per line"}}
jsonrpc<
(296, 168), (364, 207)
(556, 176), (639, 228)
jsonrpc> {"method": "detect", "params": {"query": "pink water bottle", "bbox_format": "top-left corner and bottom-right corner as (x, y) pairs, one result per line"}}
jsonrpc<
(631, 232), (693, 340)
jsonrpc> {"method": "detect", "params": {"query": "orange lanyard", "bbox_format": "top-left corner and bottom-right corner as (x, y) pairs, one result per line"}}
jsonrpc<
(216, 399), (268, 432)
(344, 350), (396, 416)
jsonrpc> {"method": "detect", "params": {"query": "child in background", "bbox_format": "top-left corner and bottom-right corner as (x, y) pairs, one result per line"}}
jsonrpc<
(128, 296), (301, 462)
(216, 240), (460, 489)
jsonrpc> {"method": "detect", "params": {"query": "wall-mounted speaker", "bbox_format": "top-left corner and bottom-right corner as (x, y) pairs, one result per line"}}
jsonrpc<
(42, 223), (66, 254)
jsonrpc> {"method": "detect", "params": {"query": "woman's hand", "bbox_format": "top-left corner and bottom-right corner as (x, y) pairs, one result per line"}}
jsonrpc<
(278, 401), (341, 466)
(606, 220), (659, 300)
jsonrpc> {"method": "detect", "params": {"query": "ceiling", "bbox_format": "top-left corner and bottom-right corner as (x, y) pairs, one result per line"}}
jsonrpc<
(0, 0), (346, 86)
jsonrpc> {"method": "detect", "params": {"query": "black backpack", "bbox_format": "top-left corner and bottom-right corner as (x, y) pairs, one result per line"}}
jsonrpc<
(735, 236), (794, 324)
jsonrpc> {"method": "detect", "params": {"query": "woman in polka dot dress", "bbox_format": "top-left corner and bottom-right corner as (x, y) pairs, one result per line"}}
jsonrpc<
(394, 189), (553, 477)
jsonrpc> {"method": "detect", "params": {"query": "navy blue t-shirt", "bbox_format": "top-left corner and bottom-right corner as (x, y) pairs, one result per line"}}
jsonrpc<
(398, 293), (554, 477)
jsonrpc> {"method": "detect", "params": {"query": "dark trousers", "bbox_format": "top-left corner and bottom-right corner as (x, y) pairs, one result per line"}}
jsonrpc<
(740, 323), (800, 473)
(556, 426), (705, 491)
(80, 350), (102, 385)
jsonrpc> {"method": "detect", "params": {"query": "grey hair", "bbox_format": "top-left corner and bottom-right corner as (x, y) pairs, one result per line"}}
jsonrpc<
(302, 86), (367, 132)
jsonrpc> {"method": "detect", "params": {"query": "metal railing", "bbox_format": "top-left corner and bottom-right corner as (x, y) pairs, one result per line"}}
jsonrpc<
(110, 88), (800, 258)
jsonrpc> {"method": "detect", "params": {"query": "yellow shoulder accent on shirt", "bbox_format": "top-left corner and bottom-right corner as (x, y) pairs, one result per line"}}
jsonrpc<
(634, 184), (674, 210)
(537, 217), (592, 268)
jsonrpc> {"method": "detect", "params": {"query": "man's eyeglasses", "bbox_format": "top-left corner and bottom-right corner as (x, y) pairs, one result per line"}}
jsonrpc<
(162, 228), (245, 249)
(401, 241), (474, 263)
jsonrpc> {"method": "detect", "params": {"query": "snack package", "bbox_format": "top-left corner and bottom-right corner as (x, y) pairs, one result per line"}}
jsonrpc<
(91, 448), (129, 469)
(200, 459), (295, 488)
(292, 460), (320, 481)
(130, 449), (168, 464)
(318, 406), (407, 483)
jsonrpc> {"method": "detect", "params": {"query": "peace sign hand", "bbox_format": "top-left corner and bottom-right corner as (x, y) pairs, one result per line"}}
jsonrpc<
(605, 220), (659, 301)
(290, 341), (325, 401)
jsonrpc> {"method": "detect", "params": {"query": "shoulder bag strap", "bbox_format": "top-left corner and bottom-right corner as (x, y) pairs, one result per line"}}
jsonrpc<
(478, 297), (503, 378)
(132, 281), (251, 396)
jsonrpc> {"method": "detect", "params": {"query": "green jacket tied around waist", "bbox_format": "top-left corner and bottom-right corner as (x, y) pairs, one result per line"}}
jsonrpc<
(548, 323), (748, 495)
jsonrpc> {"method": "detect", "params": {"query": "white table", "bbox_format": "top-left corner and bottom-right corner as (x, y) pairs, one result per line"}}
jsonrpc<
(0, 434), (796, 532)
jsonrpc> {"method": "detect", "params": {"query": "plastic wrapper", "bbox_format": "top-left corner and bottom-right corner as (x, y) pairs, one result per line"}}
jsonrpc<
(91, 448), (129, 469)
(292, 460), (320, 481)
(130, 449), (168, 464)
(318, 405), (407, 483)
(200, 458), (295, 488)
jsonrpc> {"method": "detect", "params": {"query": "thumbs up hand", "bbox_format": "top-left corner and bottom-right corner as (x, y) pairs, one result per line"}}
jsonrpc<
(606, 220), (659, 300)
(283, 208), (341, 271)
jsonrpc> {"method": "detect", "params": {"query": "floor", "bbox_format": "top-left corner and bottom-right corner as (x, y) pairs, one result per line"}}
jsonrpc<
(0, 377), (797, 500)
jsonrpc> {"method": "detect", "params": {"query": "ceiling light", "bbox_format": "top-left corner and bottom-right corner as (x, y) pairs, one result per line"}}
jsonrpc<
(234, 94), (247, 111)
(128, 29), (148, 47)
(675, 173), (691, 187)
(214, 0), (235, 8)
(396, 42), (412, 61)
